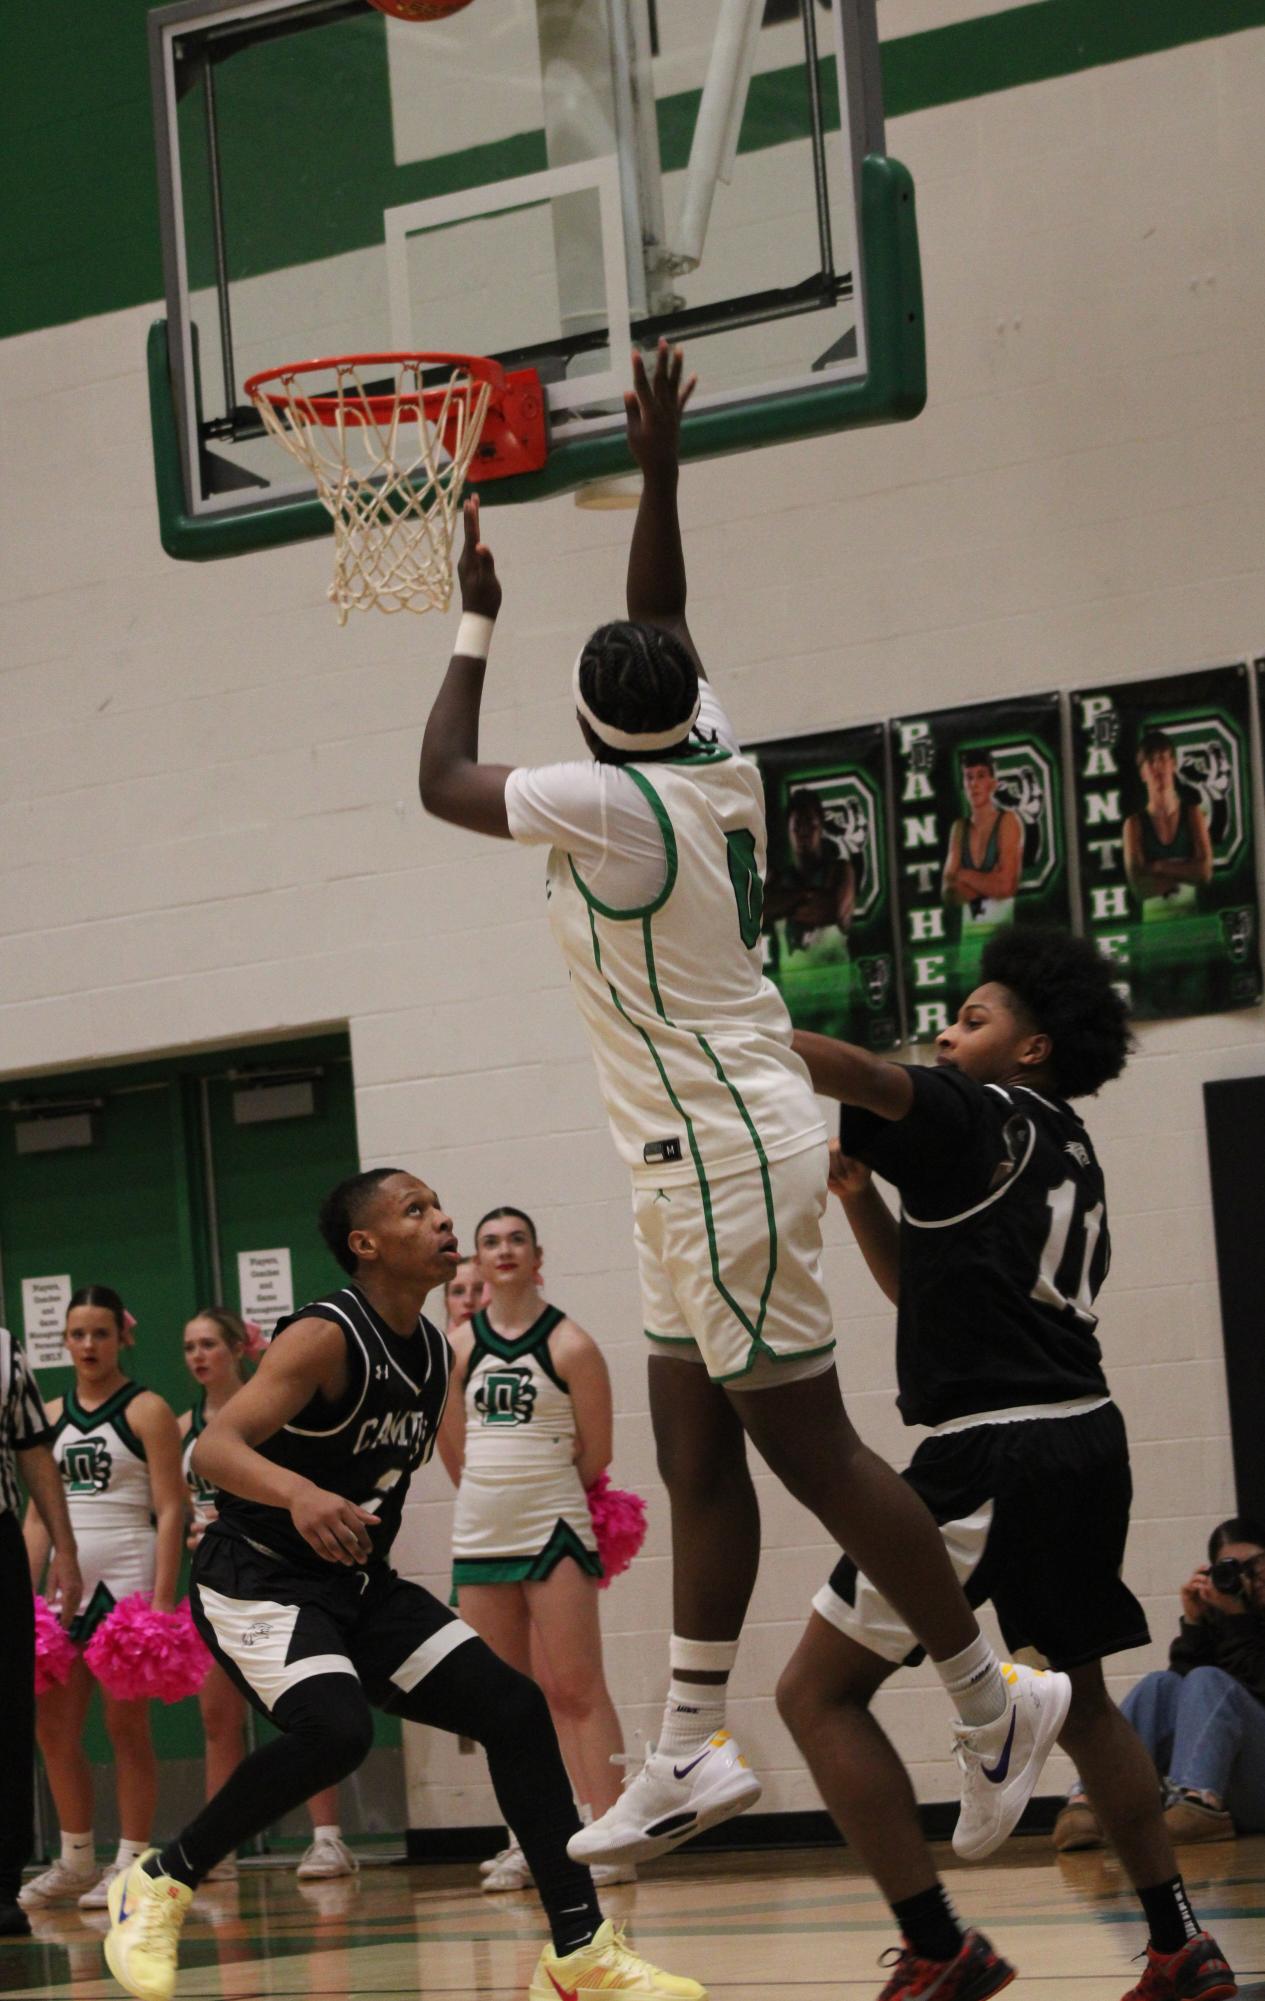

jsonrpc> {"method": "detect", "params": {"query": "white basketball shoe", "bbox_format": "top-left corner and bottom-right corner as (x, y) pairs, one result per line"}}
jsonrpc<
(952, 1661), (1073, 1861)
(567, 1731), (761, 1867)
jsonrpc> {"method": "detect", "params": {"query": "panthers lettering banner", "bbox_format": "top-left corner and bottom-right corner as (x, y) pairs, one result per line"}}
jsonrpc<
(752, 723), (900, 1049)
(1072, 664), (1261, 1020)
(892, 694), (1070, 1042)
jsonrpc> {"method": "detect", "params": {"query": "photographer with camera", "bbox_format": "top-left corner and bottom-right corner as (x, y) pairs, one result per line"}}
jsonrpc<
(1056, 1516), (1265, 1850)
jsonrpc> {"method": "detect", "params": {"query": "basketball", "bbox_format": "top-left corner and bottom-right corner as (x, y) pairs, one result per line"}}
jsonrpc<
(364, 0), (474, 19)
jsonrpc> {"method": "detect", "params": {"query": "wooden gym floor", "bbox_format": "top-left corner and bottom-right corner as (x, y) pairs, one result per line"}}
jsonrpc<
(6, 1836), (1263, 2000)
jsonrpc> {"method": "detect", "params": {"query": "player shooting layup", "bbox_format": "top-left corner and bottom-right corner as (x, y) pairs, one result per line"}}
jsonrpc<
(420, 343), (1069, 1870)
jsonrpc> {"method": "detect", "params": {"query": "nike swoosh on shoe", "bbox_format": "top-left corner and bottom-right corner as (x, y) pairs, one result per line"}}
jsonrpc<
(673, 1748), (713, 1780)
(982, 1709), (1017, 1785)
(548, 1971), (578, 2001)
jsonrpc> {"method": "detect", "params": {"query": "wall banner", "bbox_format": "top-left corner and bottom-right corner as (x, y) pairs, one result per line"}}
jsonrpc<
(1073, 663), (1261, 1020)
(752, 723), (900, 1049)
(892, 693), (1070, 1041)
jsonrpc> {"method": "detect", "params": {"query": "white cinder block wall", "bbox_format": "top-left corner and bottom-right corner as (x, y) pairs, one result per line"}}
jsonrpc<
(4, 28), (1265, 1827)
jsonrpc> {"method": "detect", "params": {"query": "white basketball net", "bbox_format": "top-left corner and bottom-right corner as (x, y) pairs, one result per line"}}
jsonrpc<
(249, 359), (493, 623)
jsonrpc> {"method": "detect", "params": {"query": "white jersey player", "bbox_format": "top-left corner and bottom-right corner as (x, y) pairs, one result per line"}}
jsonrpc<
(419, 341), (1071, 1873)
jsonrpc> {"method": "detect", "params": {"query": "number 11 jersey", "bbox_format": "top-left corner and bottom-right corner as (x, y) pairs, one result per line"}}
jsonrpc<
(842, 1065), (1112, 1429)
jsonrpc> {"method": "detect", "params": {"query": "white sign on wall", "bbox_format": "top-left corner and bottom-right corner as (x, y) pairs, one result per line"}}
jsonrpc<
(237, 1247), (294, 1340)
(22, 1274), (73, 1372)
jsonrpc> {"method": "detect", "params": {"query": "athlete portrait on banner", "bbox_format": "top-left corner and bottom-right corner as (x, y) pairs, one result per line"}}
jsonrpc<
(1074, 663), (1262, 1021)
(941, 747), (1025, 938)
(893, 695), (1071, 1042)
(753, 724), (899, 1048)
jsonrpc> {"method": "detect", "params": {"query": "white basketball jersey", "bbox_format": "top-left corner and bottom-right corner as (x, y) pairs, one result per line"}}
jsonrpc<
(545, 742), (824, 1185)
(53, 1383), (153, 1535)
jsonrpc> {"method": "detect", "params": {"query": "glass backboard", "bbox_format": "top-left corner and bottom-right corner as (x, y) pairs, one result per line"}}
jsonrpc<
(148, 0), (923, 557)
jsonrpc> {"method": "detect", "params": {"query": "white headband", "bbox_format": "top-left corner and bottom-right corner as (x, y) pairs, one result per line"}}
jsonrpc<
(572, 651), (701, 753)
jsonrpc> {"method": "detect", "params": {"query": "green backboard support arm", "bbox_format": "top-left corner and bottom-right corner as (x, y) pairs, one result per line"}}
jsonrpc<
(148, 152), (924, 562)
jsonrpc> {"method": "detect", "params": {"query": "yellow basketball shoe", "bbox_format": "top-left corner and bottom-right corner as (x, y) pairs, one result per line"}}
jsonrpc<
(529, 1919), (706, 2000)
(104, 1851), (193, 2001)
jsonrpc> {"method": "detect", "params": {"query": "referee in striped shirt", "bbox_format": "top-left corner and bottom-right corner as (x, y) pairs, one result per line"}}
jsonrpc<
(1, 1324), (81, 1937)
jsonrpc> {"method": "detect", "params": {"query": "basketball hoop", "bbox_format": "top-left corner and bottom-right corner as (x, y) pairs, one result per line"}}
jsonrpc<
(244, 353), (546, 622)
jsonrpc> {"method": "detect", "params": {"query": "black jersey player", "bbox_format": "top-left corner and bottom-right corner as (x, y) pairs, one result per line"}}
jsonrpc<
(103, 1168), (703, 2001)
(780, 929), (1236, 2001)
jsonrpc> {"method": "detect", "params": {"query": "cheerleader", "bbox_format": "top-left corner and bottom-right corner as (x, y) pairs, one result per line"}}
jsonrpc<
(443, 1257), (489, 1332)
(439, 1208), (629, 1891)
(22, 1285), (184, 1910)
(180, 1307), (356, 1881)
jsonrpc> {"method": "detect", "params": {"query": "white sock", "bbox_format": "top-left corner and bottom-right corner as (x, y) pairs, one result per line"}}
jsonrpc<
(311, 1824), (341, 1844)
(115, 1839), (148, 1870)
(60, 1831), (95, 1874)
(936, 1635), (1007, 1729)
(657, 1678), (726, 1757)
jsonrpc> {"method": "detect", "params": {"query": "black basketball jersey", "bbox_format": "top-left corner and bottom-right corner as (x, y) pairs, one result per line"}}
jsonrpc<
(211, 1285), (451, 1575)
(841, 1065), (1112, 1428)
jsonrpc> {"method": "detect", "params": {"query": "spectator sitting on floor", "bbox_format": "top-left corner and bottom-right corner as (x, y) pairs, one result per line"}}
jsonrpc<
(1055, 1515), (1265, 1852)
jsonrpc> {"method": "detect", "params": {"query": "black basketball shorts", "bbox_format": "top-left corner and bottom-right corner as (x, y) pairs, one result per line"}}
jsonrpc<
(815, 1401), (1150, 1672)
(190, 1529), (476, 1718)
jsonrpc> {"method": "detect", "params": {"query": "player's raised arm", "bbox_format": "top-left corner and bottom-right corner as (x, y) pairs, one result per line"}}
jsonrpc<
(792, 1029), (914, 1121)
(418, 496), (514, 838)
(624, 341), (704, 674)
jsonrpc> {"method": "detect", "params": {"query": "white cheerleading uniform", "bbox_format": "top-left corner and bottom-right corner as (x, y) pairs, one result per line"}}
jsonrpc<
(51, 1383), (155, 1641)
(505, 684), (833, 1383)
(181, 1395), (218, 1531)
(451, 1306), (602, 1587)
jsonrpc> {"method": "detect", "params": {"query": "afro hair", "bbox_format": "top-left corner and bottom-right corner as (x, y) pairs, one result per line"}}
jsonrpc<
(979, 925), (1132, 1100)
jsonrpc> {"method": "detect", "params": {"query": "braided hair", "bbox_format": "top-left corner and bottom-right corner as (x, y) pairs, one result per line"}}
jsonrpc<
(576, 621), (698, 763)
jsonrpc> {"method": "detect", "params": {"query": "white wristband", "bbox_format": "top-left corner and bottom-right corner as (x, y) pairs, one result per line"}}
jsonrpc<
(455, 613), (495, 660)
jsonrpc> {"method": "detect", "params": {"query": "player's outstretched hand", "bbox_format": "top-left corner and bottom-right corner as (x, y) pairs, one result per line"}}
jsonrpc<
(625, 339), (697, 476)
(457, 495), (502, 622)
(291, 1482), (379, 1565)
(827, 1141), (872, 1203)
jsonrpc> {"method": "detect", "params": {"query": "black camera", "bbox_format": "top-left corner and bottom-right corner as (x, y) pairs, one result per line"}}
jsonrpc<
(1209, 1556), (1251, 1598)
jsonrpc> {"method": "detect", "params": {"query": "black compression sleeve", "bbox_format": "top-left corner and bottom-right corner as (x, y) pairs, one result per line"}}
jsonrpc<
(387, 1638), (600, 1955)
(159, 1675), (374, 1887)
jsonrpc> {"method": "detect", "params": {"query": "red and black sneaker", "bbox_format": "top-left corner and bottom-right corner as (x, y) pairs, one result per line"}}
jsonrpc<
(877, 1930), (1017, 2001)
(1122, 1934), (1237, 2001)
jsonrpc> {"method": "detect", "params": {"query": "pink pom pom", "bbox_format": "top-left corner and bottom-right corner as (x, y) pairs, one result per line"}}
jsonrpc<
(84, 1594), (212, 1702)
(33, 1594), (78, 1695)
(586, 1472), (648, 1588)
